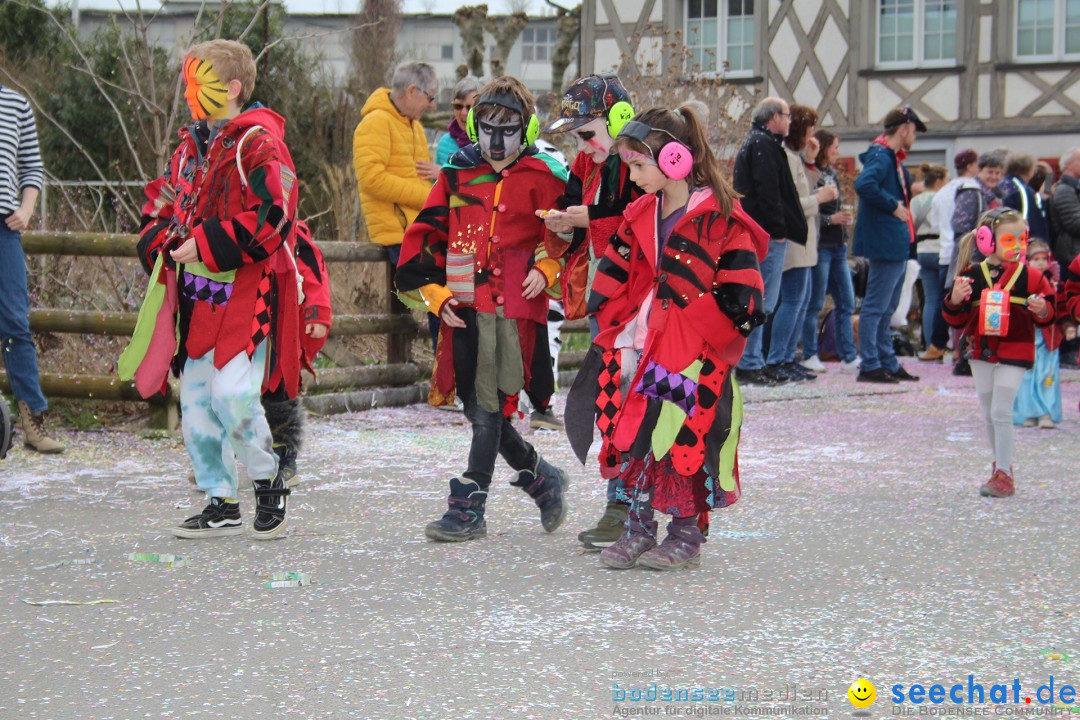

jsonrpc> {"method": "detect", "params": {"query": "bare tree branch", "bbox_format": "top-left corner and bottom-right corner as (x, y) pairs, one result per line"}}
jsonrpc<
(253, 22), (380, 66)
(237, 0), (273, 42)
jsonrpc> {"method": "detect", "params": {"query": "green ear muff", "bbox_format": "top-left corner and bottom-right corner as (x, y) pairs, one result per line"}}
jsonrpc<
(466, 106), (478, 143)
(606, 100), (635, 139)
(524, 113), (540, 146)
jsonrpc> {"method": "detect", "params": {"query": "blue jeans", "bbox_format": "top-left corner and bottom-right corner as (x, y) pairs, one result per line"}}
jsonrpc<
(859, 259), (907, 373)
(802, 244), (857, 362)
(917, 252), (950, 350)
(0, 222), (48, 413)
(738, 239), (788, 370)
(767, 266), (811, 365)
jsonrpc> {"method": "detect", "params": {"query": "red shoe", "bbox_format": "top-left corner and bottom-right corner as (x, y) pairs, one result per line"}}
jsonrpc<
(980, 469), (1015, 498)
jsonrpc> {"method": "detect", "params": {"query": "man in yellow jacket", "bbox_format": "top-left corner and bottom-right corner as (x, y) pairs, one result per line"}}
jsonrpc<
(353, 61), (441, 267)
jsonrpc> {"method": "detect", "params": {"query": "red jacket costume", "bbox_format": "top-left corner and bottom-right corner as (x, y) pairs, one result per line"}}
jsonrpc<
(138, 107), (302, 396)
(1066, 255), (1080, 327)
(548, 153), (643, 319)
(942, 260), (1055, 368)
(395, 145), (566, 408)
(565, 189), (768, 512)
(292, 220), (332, 378)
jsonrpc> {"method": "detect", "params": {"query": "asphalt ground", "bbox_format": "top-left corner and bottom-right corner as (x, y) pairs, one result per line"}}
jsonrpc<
(1, 361), (1077, 720)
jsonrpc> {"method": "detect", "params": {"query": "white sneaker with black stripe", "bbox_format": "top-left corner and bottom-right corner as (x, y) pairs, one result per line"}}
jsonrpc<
(171, 497), (243, 538)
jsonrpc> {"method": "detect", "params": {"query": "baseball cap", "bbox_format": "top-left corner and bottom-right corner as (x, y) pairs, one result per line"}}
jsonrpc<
(544, 73), (631, 133)
(883, 105), (927, 133)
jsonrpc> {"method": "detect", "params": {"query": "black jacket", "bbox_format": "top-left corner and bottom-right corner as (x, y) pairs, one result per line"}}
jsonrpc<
(732, 123), (808, 244)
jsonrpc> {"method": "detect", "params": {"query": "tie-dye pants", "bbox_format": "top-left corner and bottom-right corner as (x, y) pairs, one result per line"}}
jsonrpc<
(180, 343), (278, 499)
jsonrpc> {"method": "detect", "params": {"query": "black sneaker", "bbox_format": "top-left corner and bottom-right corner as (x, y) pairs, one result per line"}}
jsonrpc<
(857, 368), (900, 384)
(171, 497), (243, 539)
(952, 358), (972, 376)
(782, 361), (817, 381)
(768, 363), (808, 383)
(273, 443), (300, 488)
(888, 366), (920, 382)
(734, 367), (780, 386)
(252, 476), (290, 540)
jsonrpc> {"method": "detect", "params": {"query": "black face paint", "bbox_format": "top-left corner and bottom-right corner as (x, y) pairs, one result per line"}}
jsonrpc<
(478, 120), (522, 161)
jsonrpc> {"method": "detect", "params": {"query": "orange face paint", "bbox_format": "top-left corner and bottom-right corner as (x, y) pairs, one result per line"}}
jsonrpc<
(182, 56), (230, 121)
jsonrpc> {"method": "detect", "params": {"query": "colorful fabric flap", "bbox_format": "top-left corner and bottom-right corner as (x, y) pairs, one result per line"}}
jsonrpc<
(633, 359), (700, 416)
(445, 251), (475, 304)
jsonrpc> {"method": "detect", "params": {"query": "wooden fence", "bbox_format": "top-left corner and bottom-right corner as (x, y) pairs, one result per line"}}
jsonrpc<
(0, 232), (587, 429)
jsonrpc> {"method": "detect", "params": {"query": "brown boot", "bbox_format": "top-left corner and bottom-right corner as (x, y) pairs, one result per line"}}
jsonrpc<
(918, 345), (946, 362)
(17, 401), (65, 454)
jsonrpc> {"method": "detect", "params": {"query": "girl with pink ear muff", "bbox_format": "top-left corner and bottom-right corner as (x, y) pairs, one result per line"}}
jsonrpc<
(616, 119), (695, 180)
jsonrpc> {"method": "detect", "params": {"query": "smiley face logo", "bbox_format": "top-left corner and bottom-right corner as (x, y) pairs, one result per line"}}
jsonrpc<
(848, 679), (876, 708)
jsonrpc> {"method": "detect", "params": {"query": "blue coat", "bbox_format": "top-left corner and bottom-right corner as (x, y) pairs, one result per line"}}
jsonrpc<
(853, 142), (913, 261)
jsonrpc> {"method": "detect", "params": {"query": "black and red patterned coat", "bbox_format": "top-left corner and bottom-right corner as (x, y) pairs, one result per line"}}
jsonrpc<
(942, 261), (1056, 368)
(565, 189), (768, 504)
(138, 107), (302, 395)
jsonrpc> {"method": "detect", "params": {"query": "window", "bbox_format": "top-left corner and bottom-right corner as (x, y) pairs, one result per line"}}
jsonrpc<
(877, 0), (957, 67)
(685, 0), (755, 77)
(521, 27), (554, 63)
(441, 44), (454, 61)
(1016, 0), (1080, 60)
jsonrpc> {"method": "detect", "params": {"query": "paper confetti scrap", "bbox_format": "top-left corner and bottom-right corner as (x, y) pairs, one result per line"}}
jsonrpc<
(265, 572), (311, 588)
(127, 552), (187, 568)
(21, 599), (120, 607)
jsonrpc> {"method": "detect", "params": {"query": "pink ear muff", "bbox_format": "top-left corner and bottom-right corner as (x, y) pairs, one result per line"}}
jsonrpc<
(975, 225), (996, 257)
(658, 141), (693, 180)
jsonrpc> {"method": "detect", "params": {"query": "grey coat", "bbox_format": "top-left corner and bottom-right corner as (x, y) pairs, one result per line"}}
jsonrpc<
(1052, 174), (1080, 266)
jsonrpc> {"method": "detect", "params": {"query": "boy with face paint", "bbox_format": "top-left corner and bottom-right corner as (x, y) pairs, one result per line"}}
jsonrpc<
(539, 73), (646, 551)
(395, 76), (572, 543)
(134, 40), (301, 539)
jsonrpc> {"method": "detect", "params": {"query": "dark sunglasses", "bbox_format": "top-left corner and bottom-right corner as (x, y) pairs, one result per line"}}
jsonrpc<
(452, 102), (473, 111)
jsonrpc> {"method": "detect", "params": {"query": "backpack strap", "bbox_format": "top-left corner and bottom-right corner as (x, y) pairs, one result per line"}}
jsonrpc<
(234, 125), (263, 188)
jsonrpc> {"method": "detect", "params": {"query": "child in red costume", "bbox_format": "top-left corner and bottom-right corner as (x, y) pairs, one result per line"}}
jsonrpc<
(540, 72), (647, 550)
(395, 76), (571, 542)
(135, 40), (300, 539)
(943, 209), (1055, 497)
(567, 106), (768, 570)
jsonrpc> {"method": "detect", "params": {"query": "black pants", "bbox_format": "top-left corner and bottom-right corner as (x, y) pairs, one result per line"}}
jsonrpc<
(452, 308), (537, 487)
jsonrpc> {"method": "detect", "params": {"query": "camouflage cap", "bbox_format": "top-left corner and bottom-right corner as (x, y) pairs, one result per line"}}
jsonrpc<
(544, 73), (631, 133)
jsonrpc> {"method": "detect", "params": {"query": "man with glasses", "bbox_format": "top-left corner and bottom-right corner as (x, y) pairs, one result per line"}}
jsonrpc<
(732, 96), (808, 386)
(353, 61), (441, 269)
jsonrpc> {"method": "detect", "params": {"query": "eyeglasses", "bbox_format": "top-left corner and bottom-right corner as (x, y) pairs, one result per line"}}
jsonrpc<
(779, 111), (791, 117)
(452, 102), (472, 111)
(423, 90), (436, 102)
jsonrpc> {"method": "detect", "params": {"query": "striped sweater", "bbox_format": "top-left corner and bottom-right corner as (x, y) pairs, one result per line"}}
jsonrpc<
(0, 86), (44, 214)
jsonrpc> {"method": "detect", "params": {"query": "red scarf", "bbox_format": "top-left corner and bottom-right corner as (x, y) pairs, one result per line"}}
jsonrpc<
(873, 135), (915, 244)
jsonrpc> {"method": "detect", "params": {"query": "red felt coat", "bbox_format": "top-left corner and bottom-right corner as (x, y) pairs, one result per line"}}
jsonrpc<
(138, 108), (302, 396)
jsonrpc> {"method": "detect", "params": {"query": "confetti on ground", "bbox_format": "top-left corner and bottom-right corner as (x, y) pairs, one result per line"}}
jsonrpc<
(21, 598), (120, 607)
(126, 552), (187, 567)
(1, 362), (1077, 719)
(34, 557), (97, 570)
(264, 572), (311, 588)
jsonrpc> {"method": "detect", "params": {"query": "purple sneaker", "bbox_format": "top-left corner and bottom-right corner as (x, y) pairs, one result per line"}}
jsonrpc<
(599, 521), (658, 569)
(637, 522), (705, 570)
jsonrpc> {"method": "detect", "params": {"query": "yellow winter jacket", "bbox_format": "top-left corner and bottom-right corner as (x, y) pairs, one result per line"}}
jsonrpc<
(352, 88), (433, 247)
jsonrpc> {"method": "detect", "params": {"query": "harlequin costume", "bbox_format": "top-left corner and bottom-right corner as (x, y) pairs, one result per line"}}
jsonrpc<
(132, 105), (300, 529)
(567, 188), (768, 523)
(395, 136), (571, 541)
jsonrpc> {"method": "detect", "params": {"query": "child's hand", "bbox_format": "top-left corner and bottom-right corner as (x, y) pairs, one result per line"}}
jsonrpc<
(1066, 326), (1077, 341)
(440, 297), (466, 328)
(950, 276), (973, 305)
(1027, 294), (1049, 318)
(170, 237), (199, 263)
(521, 267), (548, 299)
(305, 322), (328, 339)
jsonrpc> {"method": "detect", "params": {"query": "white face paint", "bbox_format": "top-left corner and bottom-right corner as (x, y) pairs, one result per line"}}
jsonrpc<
(478, 119), (522, 162)
(571, 117), (613, 165)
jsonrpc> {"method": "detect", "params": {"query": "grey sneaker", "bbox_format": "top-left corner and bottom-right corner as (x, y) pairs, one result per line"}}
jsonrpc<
(529, 408), (564, 431)
(637, 523), (705, 570)
(599, 528), (658, 569)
